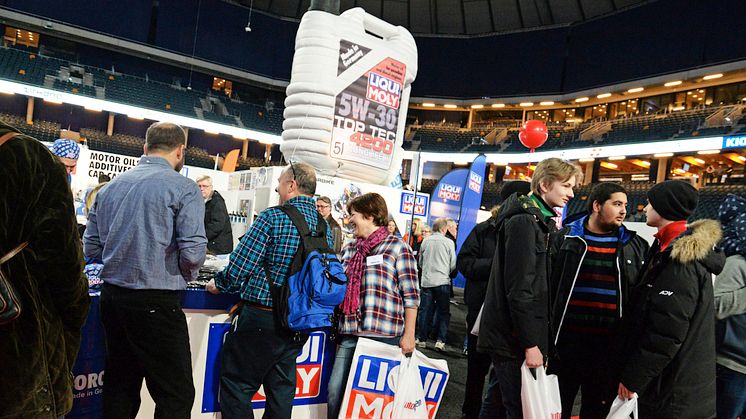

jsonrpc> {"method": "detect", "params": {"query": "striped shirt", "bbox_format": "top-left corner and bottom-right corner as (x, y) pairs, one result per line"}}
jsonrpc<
(213, 196), (333, 306)
(564, 228), (620, 335)
(338, 235), (420, 337)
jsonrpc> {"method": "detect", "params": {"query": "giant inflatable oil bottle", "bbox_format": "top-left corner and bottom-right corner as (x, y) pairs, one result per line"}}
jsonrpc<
(281, 8), (418, 186)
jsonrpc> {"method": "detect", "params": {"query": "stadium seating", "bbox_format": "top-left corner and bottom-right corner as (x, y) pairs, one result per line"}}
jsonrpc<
(0, 113), (61, 142)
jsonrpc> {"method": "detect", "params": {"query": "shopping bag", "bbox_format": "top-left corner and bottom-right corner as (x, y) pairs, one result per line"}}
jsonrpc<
(390, 351), (428, 419)
(338, 338), (450, 419)
(520, 362), (562, 419)
(470, 304), (484, 336)
(605, 395), (638, 419)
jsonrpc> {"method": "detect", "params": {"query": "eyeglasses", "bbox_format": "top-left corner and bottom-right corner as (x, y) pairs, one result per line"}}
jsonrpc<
(289, 160), (297, 180)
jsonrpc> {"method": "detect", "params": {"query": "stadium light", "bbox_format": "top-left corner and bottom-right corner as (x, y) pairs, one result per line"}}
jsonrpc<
(597, 93), (612, 99)
(579, 158), (595, 163)
(422, 103), (436, 107)
(627, 87), (644, 93)
(491, 103), (505, 108)
(703, 73), (723, 80)
(470, 104), (484, 109)
(600, 162), (619, 169)
(540, 101), (554, 106)
(519, 102), (533, 107)
(608, 156), (626, 160)
(664, 81), (682, 87)
(654, 153), (674, 158)
(697, 149), (721, 155)
(444, 104), (458, 109)
(575, 97), (589, 103)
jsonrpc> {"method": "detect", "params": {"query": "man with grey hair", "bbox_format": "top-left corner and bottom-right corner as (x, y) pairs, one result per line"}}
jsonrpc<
(196, 175), (233, 254)
(207, 162), (333, 419)
(84, 121), (207, 418)
(416, 217), (457, 351)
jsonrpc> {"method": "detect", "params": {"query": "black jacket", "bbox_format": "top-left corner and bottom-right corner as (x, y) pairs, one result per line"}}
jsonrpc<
(476, 194), (556, 359)
(621, 220), (725, 419)
(204, 191), (233, 254)
(457, 216), (497, 326)
(549, 215), (649, 344)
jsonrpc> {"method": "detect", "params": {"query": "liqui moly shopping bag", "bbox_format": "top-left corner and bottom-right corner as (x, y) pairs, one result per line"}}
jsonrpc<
(338, 338), (449, 419)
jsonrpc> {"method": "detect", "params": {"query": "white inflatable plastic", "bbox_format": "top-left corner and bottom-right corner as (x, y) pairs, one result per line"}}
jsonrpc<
(280, 8), (418, 186)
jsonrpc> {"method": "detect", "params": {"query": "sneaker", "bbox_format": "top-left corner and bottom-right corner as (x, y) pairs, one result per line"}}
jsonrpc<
(434, 341), (446, 351)
(415, 339), (427, 348)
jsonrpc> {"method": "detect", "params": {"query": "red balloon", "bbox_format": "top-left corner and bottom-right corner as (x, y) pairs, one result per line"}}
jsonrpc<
(519, 120), (548, 150)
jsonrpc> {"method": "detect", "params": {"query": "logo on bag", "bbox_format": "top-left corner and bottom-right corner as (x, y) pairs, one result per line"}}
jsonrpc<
(403, 399), (423, 410)
(345, 355), (400, 418)
(658, 290), (674, 296)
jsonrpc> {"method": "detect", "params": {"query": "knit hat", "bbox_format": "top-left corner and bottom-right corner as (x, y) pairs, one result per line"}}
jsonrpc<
(499, 180), (531, 202)
(50, 139), (80, 160)
(647, 180), (698, 221)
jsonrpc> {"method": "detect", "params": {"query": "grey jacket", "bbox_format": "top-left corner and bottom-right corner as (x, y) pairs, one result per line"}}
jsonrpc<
(419, 232), (456, 288)
(715, 255), (746, 374)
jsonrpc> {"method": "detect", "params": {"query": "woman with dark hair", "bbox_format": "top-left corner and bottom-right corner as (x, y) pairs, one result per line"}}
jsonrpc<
(326, 193), (420, 419)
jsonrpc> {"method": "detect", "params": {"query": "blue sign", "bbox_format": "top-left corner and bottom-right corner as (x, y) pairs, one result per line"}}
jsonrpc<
(454, 154), (487, 288)
(428, 169), (468, 221)
(400, 192), (430, 217)
(202, 328), (336, 413)
(723, 135), (746, 149)
(68, 293), (105, 419)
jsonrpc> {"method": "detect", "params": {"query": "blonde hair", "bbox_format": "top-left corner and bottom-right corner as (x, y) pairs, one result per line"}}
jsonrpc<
(531, 158), (583, 194)
(196, 175), (212, 185)
(85, 183), (107, 216)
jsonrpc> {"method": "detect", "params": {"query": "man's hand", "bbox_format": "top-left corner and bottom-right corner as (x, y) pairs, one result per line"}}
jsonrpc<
(206, 279), (220, 295)
(525, 346), (544, 368)
(400, 333), (416, 354)
(618, 382), (636, 400)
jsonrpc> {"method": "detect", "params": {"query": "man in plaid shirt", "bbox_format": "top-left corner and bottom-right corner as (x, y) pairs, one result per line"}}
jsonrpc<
(206, 162), (332, 419)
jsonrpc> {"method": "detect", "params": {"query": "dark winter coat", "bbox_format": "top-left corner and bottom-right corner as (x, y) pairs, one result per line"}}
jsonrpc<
(457, 216), (497, 327)
(476, 193), (556, 359)
(621, 219), (725, 419)
(549, 215), (649, 344)
(204, 190), (233, 254)
(0, 122), (90, 418)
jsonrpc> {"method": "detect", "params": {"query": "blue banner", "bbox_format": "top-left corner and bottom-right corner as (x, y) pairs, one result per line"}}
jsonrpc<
(723, 135), (746, 149)
(428, 169), (468, 222)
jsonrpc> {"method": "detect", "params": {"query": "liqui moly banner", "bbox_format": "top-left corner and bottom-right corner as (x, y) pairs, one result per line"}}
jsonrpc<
(201, 327), (335, 413)
(338, 338), (449, 419)
(428, 169), (468, 222)
(453, 154), (487, 287)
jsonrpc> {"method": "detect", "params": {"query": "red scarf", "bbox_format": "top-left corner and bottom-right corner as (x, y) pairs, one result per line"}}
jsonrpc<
(654, 220), (688, 251)
(342, 226), (389, 315)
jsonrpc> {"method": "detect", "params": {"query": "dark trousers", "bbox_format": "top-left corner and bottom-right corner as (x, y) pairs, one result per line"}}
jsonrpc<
(219, 304), (307, 419)
(418, 284), (451, 342)
(100, 284), (194, 419)
(490, 356), (524, 419)
(717, 364), (746, 419)
(551, 337), (617, 419)
(463, 307), (505, 419)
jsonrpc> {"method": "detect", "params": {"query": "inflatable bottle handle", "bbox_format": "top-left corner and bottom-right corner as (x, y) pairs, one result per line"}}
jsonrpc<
(343, 8), (400, 40)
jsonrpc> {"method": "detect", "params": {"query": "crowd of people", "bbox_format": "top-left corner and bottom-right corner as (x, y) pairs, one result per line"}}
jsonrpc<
(1, 120), (744, 419)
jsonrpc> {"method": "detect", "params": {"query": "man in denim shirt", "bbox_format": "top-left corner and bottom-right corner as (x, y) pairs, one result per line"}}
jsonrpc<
(84, 122), (207, 419)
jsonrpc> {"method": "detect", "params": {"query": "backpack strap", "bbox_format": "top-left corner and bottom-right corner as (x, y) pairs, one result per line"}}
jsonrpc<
(0, 132), (18, 148)
(277, 204), (329, 253)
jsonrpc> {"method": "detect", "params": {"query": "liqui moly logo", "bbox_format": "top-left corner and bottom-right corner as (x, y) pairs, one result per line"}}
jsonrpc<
(437, 184), (462, 201)
(367, 72), (402, 109)
(345, 355), (400, 418)
(468, 171), (482, 193)
(400, 192), (429, 216)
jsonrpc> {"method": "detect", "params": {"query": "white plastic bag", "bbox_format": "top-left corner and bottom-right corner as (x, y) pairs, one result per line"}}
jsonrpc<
(520, 362), (562, 419)
(605, 395), (638, 419)
(470, 304), (484, 336)
(390, 351), (429, 419)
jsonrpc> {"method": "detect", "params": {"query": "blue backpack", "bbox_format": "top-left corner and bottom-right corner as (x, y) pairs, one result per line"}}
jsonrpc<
(265, 204), (348, 332)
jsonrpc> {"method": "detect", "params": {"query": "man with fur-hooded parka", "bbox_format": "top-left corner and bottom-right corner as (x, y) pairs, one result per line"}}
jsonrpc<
(619, 181), (725, 419)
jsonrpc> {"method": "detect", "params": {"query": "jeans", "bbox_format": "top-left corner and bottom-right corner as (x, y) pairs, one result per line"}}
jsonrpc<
(100, 284), (194, 419)
(461, 330), (505, 419)
(489, 356), (524, 419)
(418, 285), (451, 343)
(478, 365), (507, 419)
(326, 335), (401, 419)
(219, 305), (307, 419)
(716, 364), (746, 419)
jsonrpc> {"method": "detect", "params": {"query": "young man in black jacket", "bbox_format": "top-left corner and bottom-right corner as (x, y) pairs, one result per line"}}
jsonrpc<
(549, 183), (649, 419)
(618, 180), (725, 419)
(457, 180), (530, 419)
(477, 158), (582, 418)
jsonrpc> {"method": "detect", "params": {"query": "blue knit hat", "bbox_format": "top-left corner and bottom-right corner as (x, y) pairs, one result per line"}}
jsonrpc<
(50, 139), (80, 160)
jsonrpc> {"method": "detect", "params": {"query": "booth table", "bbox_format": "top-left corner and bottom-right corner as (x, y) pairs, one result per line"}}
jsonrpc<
(69, 289), (336, 419)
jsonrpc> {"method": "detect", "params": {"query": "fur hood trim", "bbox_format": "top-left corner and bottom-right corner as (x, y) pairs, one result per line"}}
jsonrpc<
(671, 219), (722, 264)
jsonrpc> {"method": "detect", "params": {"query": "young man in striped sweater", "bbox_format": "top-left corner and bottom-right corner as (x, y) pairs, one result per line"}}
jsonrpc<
(548, 183), (649, 419)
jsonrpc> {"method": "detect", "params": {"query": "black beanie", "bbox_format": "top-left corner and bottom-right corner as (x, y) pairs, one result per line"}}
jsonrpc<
(499, 180), (531, 201)
(647, 180), (699, 221)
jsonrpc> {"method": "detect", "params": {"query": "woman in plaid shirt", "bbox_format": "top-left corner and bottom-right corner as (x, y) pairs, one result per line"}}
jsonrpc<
(326, 193), (420, 419)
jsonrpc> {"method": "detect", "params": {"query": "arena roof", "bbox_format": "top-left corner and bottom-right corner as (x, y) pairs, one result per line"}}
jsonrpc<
(237, 0), (649, 35)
